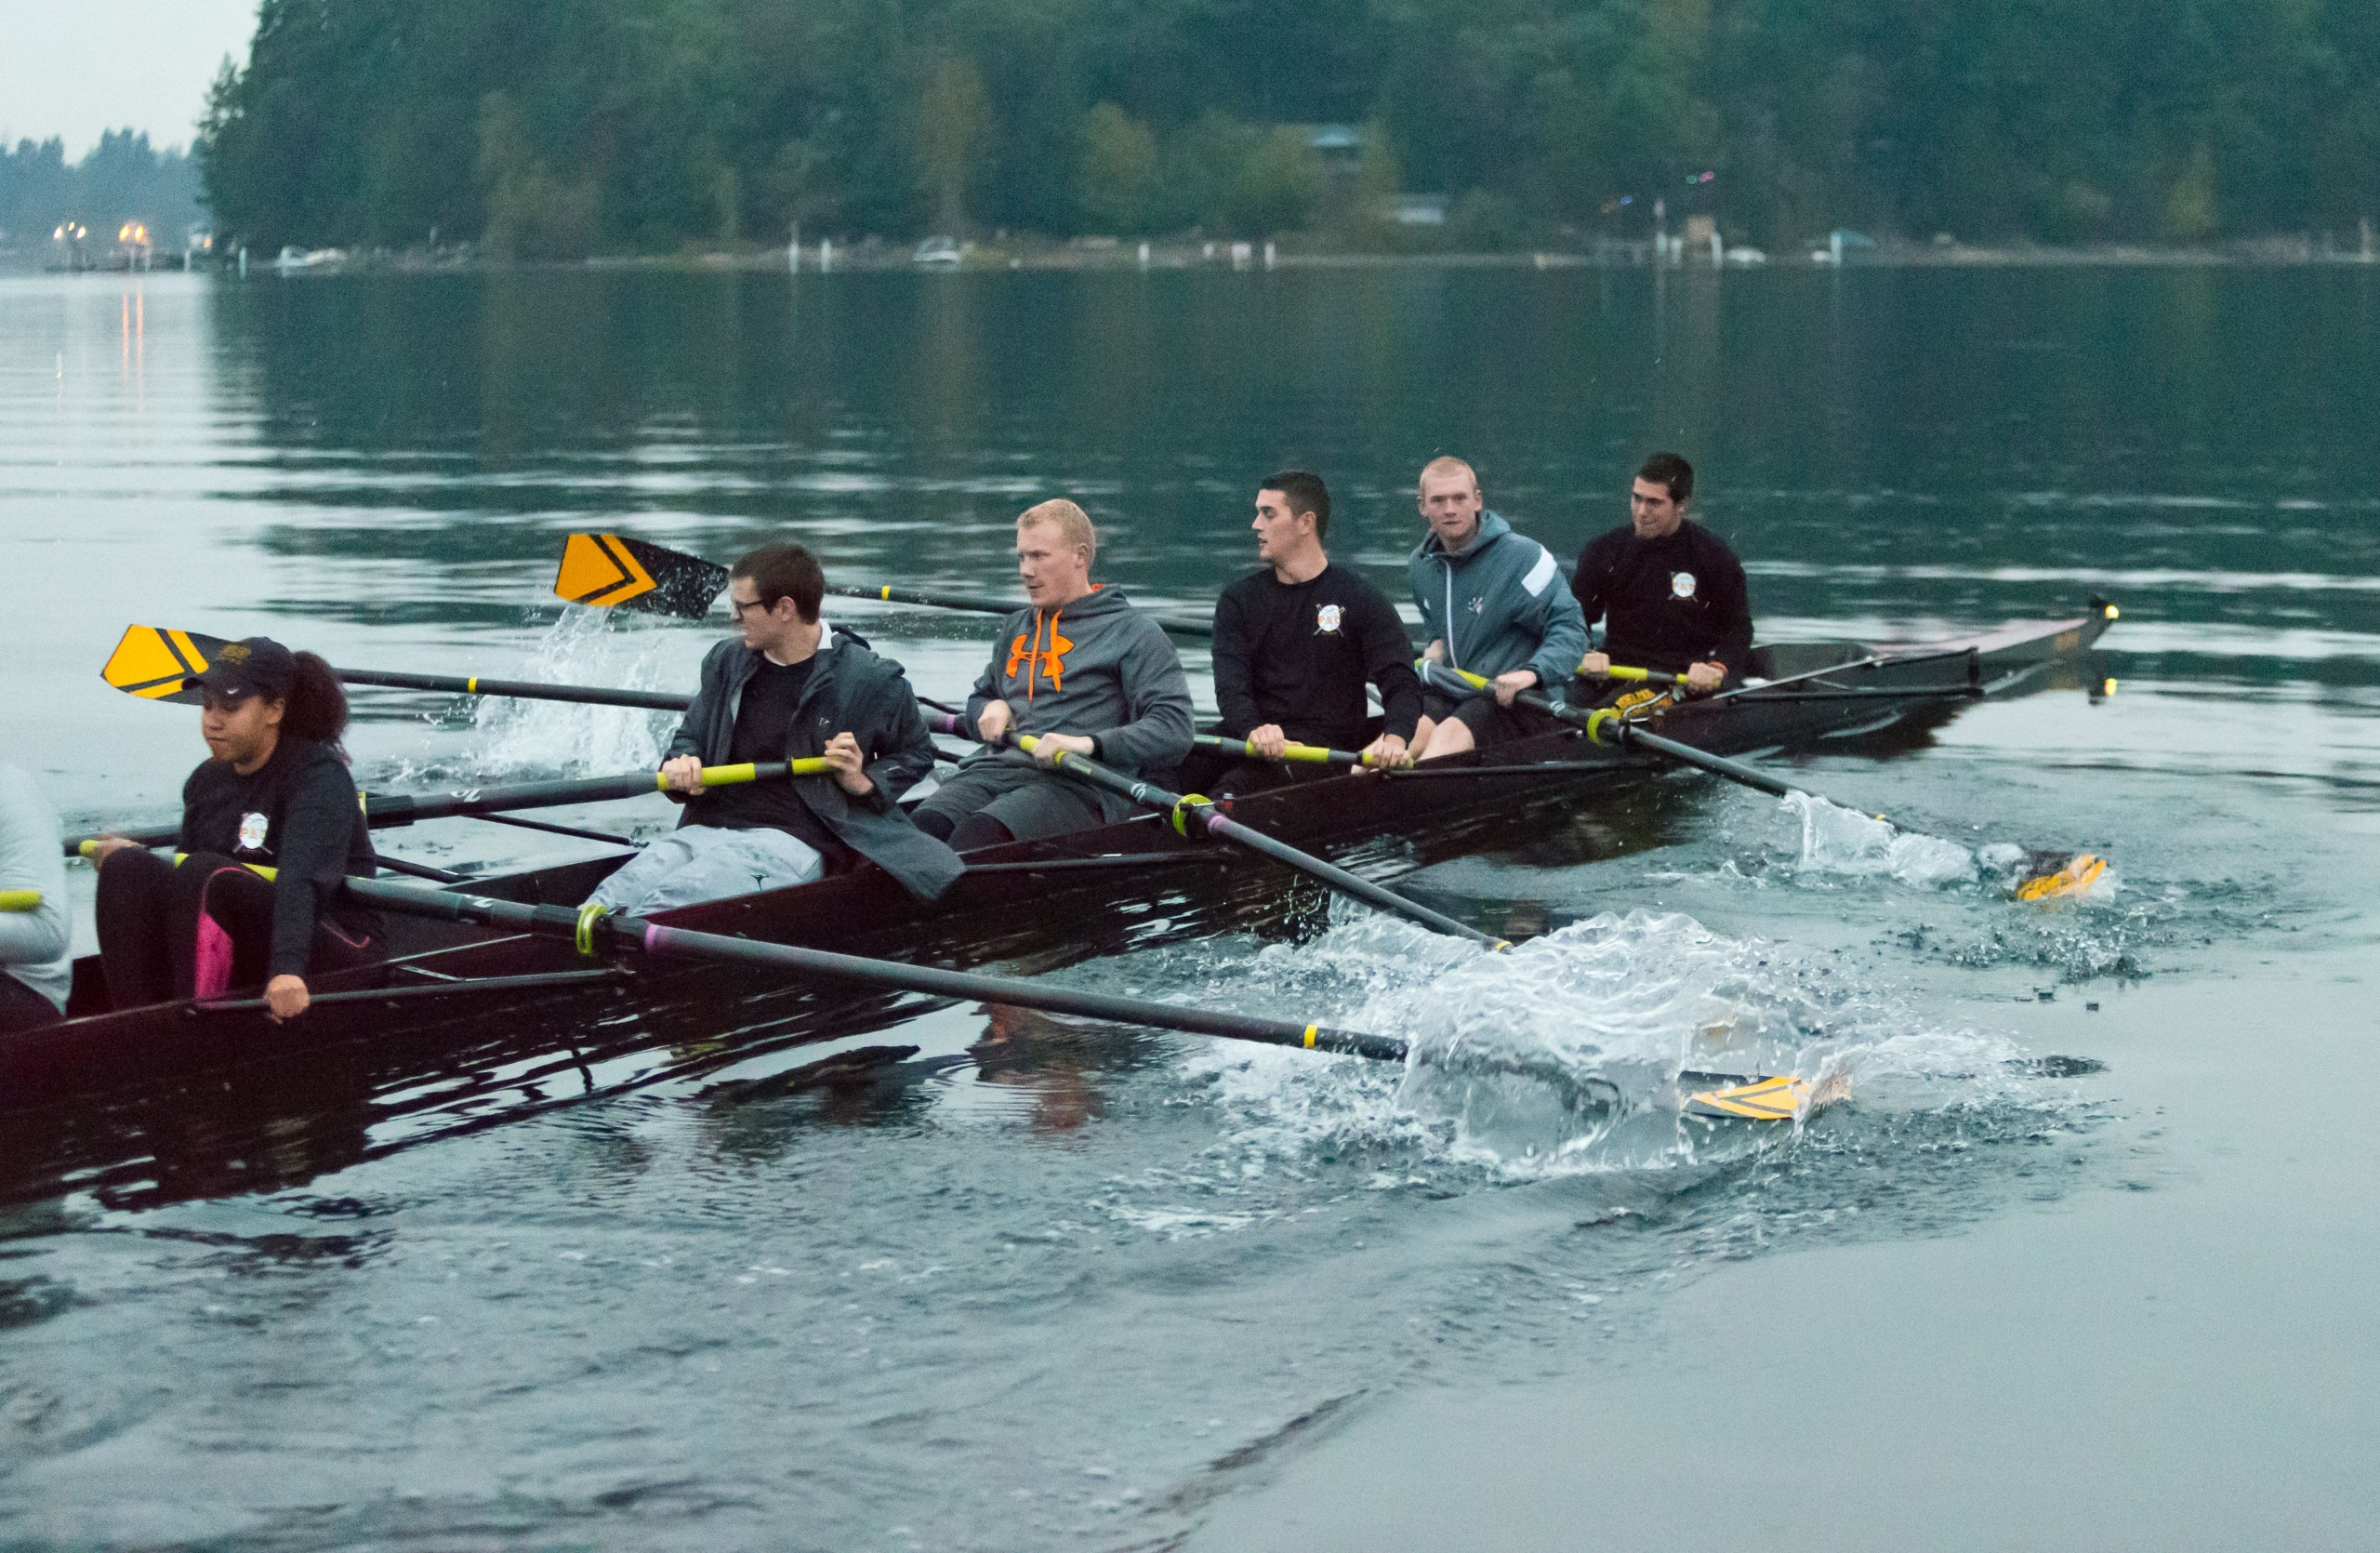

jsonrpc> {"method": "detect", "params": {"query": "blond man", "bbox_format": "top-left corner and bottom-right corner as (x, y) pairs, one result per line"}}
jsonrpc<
(915, 499), (1195, 849)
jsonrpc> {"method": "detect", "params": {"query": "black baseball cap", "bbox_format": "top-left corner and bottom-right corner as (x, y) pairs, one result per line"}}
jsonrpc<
(184, 636), (297, 702)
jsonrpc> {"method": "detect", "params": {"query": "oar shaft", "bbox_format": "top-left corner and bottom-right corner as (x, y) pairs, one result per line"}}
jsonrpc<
(0, 890), (39, 911)
(333, 668), (691, 712)
(341, 875), (1405, 1061)
(831, 584), (1214, 640)
(69, 760), (828, 856)
(1190, 734), (1368, 766)
(1004, 733), (1504, 949)
(1423, 661), (1849, 811)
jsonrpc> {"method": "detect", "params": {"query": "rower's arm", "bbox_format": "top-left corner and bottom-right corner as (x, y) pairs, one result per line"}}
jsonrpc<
(1210, 590), (1262, 737)
(265, 761), (368, 979)
(1707, 544), (1753, 675)
(857, 670), (938, 809)
(1524, 562), (1591, 691)
(1355, 591), (1423, 743)
(1086, 619), (1196, 773)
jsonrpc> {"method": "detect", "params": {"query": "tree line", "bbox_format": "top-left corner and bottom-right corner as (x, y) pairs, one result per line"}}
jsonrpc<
(196, 0), (2380, 258)
(0, 133), (204, 252)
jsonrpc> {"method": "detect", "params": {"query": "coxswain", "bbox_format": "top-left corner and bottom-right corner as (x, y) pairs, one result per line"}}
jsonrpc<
(1571, 452), (1752, 702)
(587, 542), (960, 914)
(86, 639), (382, 1020)
(914, 499), (1195, 848)
(0, 763), (71, 1033)
(1406, 456), (1589, 759)
(1187, 471), (1421, 794)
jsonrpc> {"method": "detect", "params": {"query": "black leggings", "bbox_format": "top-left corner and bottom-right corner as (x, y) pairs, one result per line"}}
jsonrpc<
(0, 973), (61, 1035)
(95, 848), (380, 1011)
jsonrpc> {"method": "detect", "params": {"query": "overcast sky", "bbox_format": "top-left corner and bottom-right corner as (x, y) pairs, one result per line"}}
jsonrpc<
(4, 1), (258, 156)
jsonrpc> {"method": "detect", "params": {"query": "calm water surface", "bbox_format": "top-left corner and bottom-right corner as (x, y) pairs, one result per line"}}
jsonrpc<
(2, 265), (2375, 1548)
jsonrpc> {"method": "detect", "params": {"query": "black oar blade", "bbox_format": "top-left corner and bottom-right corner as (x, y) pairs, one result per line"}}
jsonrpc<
(554, 533), (727, 618)
(102, 625), (232, 705)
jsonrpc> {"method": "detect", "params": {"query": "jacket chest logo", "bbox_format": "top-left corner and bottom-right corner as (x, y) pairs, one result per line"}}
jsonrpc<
(1315, 604), (1343, 635)
(1465, 596), (1486, 615)
(1671, 571), (1698, 600)
(237, 811), (270, 852)
(1006, 622), (1076, 696)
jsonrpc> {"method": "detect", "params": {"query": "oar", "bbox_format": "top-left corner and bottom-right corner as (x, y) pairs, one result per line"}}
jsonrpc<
(929, 717), (1506, 949)
(1191, 733), (1374, 767)
(555, 532), (1218, 637)
(68, 759), (830, 856)
(0, 891), (40, 911)
(102, 626), (693, 711)
(349, 871), (1404, 1059)
(338, 871), (1812, 1120)
(1421, 662), (2106, 901)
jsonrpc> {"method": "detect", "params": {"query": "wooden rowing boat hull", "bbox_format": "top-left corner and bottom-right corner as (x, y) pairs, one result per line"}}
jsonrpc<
(2, 610), (2110, 1117)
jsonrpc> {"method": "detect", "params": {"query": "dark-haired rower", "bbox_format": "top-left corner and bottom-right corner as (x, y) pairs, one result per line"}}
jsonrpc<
(86, 638), (383, 1021)
(588, 542), (959, 914)
(1187, 471), (1421, 794)
(1571, 452), (1752, 702)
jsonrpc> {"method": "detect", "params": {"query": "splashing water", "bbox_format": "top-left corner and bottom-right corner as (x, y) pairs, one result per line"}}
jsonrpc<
(1158, 909), (2035, 1179)
(1785, 791), (1977, 886)
(464, 607), (683, 776)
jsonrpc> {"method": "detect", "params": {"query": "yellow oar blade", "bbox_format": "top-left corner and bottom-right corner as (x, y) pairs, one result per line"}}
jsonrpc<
(2015, 853), (2109, 905)
(1684, 1073), (1813, 1122)
(554, 533), (728, 618)
(102, 625), (230, 705)
(0, 890), (41, 911)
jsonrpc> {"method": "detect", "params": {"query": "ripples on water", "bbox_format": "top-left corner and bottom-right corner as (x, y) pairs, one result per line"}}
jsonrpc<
(5, 264), (2377, 1546)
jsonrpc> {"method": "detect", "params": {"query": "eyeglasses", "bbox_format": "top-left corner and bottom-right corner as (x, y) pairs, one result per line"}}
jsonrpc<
(729, 596), (774, 618)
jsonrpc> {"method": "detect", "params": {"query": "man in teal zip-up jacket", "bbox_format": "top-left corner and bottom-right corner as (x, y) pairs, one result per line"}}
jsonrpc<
(1406, 457), (1588, 759)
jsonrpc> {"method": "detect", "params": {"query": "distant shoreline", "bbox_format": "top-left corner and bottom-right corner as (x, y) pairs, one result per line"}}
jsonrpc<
(5, 233), (2376, 279)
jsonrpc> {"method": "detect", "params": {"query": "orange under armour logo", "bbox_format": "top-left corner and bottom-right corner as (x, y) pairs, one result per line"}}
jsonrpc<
(1006, 613), (1075, 697)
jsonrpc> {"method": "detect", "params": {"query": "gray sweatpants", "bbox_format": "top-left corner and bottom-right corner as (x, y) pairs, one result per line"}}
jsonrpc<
(912, 759), (1124, 843)
(588, 825), (824, 914)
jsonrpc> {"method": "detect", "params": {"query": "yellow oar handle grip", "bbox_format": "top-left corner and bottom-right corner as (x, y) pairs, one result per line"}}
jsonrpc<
(1276, 742), (1340, 764)
(657, 757), (834, 790)
(0, 890), (41, 912)
(1578, 661), (1688, 684)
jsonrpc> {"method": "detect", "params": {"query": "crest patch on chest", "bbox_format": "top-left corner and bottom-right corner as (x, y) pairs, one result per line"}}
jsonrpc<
(237, 811), (270, 852)
(1672, 571), (1699, 600)
(1315, 604), (1343, 634)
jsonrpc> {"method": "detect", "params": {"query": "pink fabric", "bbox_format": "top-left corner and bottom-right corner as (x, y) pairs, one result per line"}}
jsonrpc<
(192, 868), (242, 998)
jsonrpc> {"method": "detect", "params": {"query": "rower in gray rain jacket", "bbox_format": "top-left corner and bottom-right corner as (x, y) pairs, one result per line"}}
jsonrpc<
(666, 623), (963, 900)
(1407, 511), (1589, 688)
(927, 585), (1195, 833)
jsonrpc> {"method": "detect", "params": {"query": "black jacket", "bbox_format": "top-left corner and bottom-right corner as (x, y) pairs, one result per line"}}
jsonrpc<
(1571, 521), (1753, 675)
(179, 737), (381, 977)
(666, 627), (962, 900)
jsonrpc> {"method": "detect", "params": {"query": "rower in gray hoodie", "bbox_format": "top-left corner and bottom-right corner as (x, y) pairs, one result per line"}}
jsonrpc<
(1406, 456), (1589, 759)
(916, 499), (1195, 850)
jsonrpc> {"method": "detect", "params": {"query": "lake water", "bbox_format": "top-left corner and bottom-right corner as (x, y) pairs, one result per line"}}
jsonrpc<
(2, 264), (2376, 1549)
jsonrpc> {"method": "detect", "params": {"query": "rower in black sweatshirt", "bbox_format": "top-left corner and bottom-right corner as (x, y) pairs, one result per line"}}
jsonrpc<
(1570, 452), (1752, 703)
(88, 638), (381, 1020)
(1188, 471), (1422, 795)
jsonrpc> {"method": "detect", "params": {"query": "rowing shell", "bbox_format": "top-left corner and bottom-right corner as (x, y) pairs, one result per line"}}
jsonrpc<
(3, 609), (2112, 1115)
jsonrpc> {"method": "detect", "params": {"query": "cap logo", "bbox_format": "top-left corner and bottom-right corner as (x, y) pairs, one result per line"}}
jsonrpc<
(219, 643), (253, 662)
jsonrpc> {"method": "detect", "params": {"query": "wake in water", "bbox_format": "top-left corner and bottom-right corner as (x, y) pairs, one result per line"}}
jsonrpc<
(1783, 790), (2120, 902)
(1134, 906), (2055, 1181)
